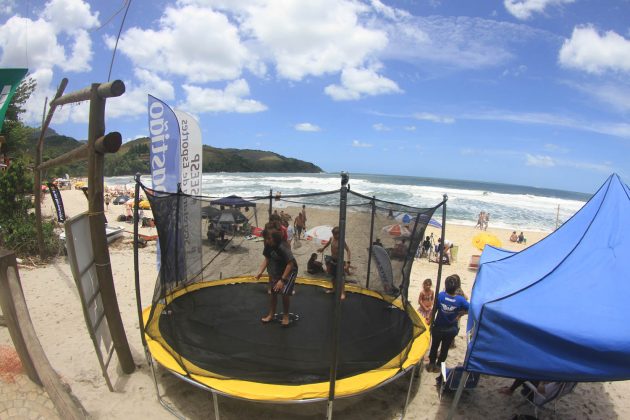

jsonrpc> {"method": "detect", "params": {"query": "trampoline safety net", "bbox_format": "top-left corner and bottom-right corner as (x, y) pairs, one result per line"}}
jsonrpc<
(140, 179), (441, 400)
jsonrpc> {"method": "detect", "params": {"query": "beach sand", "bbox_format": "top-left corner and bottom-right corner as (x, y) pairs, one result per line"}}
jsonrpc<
(1, 188), (629, 419)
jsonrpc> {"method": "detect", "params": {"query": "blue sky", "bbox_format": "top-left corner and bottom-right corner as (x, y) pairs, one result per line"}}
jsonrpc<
(1, 0), (630, 193)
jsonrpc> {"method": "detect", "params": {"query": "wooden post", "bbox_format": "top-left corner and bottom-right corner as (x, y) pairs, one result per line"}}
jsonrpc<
(86, 83), (135, 374)
(0, 249), (40, 384)
(0, 249), (88, 419)
(34, 79), (68, 257)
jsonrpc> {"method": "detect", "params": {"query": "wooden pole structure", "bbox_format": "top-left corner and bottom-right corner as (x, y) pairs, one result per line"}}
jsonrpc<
(37, 132), (122, 171)
(0, 249), (88, 419)
(34, 79), (68, 257)
(86, 83), (135, 374)
(0, 249), (40, 384)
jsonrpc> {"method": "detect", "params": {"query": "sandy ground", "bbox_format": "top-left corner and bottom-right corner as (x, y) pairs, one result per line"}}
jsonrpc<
(1, 188), (629, 419)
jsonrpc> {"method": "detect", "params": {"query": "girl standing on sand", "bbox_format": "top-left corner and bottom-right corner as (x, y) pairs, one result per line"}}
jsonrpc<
(418, 278), (434, 324)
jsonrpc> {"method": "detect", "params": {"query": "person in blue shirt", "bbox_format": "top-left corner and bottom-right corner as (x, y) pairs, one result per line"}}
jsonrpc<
(426, 275), (469, 372)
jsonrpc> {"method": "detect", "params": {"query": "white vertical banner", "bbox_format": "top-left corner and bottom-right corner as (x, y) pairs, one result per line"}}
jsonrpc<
(174, 110), (203, 278)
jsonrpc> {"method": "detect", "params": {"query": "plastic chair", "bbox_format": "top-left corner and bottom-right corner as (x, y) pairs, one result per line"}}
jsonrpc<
(520, 381), (577, 418)
(438, 363), (480, 400)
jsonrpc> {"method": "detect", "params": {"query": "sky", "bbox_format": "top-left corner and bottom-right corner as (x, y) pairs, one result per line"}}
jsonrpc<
(1, 0), (630, 193)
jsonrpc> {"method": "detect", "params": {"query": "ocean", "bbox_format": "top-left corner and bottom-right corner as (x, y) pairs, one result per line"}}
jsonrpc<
(105, 172), (592, 232)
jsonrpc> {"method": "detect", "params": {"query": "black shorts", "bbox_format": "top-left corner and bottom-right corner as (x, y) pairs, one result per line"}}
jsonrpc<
(270, 270), (297, 296)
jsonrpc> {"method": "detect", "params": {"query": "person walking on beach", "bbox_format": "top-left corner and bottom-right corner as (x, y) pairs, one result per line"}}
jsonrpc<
(301, 204), (307, 231)
(294, 212), (305, 241)
(484, 213), (490, 230)
(256, 228), (298, 327)
(318, 226), (352, 299)
(426, 275), (469, 372)
(475, 212), (485, 229)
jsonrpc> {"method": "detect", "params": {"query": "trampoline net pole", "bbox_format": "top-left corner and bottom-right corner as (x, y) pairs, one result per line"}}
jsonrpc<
(328, 172), (349, 405)
(430, 195), (448, 329)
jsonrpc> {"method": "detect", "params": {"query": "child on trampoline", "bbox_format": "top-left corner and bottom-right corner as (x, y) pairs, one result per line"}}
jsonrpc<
(256, 228), (298, 327)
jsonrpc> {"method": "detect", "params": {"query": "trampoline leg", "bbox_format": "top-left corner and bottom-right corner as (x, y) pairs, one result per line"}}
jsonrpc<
(146, 351), (186, 420)
(212, 390), (220, 420)
(401, 364), (417, 420)
(326, 400), (334, 420)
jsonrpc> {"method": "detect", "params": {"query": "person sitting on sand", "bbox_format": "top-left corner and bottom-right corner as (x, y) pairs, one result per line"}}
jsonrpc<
(499, 380), (566, 404)
(256, 228), (298, 327)
(518, 232), (527, 244)
(318, 226), (352, 299)
(510, 231), (518, 242)
(307, 253), (324, 274)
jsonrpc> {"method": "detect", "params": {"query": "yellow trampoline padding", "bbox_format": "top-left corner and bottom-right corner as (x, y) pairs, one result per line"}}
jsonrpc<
(143, 277), (429, 402)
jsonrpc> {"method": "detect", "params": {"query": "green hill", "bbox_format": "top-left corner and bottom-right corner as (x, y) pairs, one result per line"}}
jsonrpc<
(30, 134), (322, 177)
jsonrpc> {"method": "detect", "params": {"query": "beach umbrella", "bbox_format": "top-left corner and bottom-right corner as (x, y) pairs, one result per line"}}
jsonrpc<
(472, 232), (502, 251)
(305, 225), (334, 245)
(395, 213), (442, 228)
(382, 224), (411, 238)
(394, 213), (414, 224)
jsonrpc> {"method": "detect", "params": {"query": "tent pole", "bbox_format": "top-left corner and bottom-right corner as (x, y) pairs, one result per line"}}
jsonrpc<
(269, 189), (273, 219)
(447, 370), (468, 420)
(365, 196), (376, 289)
(430, 195), (448, 327)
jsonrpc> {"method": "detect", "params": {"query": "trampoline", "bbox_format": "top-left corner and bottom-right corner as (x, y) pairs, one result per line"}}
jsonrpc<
(144, 277), (428, 401)
(134, 174), (446, 415)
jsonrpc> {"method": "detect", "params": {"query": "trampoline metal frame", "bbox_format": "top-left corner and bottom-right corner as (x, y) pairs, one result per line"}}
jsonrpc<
(144, 345), (423, 420)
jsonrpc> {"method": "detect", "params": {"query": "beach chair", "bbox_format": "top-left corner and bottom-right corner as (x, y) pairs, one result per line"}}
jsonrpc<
(468, 255), (480, 271)
(438, 363), (480, 400)
(520, 381), (577, 418)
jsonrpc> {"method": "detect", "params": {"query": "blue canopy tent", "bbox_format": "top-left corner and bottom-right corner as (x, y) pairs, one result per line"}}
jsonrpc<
(448, 174), (630, 418)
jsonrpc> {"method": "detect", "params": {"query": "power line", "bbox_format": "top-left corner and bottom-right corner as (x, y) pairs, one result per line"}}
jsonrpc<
(107, 0), (133, 82)
(92, 0), (129, 33)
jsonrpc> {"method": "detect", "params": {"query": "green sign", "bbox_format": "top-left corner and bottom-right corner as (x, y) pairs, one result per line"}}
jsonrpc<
(0, 68), (28, 131)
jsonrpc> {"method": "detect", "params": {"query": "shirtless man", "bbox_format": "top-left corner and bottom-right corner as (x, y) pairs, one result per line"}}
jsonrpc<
(317, 226), (351, 299)
(294, 212), (305, 240)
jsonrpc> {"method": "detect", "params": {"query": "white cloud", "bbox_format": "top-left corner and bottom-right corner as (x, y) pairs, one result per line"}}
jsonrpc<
(526, 153), (612, 173)
(566, 81), (630, 114)
(373, 123), (390, 131)
(526, 154), (555, 167)
(413, 112), (455, 124)
(0, 0), (16, 15)
(181, 79), (267, 113)
(404, 125), (416, 131)
(559, 26), (630, 74)
(352, 140), (373, 148)
(295, 123), (321, 132)
(504, 0), (574, 20)
(230, 0), (388, 81)
(109, 5), (252, 83)
(325, 67), (401, 101)
(463, 109), (630, 139)
(106, 69), (176, 120)
(42, 0), (99, 33)
(0, 1), (99, 125)
(379, 15), (552, 71)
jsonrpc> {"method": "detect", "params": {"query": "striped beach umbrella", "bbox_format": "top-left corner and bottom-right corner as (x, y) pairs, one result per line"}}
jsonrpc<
(382, 224), (411, 237)
(305, 225), (334, 245)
